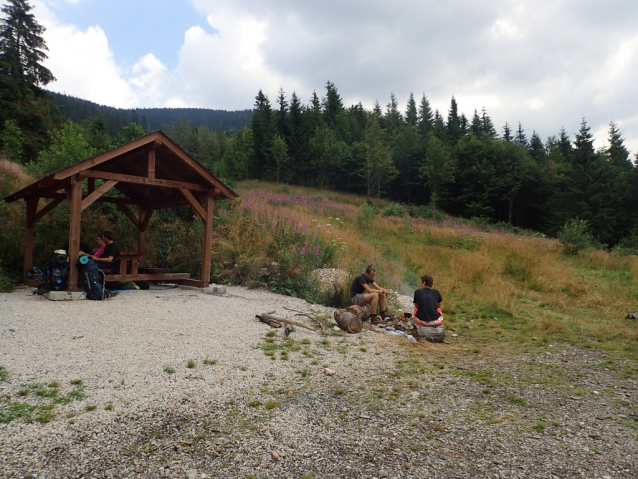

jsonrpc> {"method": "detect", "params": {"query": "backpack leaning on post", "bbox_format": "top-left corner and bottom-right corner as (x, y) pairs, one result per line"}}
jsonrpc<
(77, 256), (106, 300)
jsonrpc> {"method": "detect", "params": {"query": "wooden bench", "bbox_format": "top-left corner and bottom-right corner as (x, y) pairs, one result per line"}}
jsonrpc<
(103, 251), (190, 284)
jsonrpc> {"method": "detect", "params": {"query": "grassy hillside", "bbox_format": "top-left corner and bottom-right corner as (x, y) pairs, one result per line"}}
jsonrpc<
(1, 166), (637, 357)
(214, 181), (638, 357)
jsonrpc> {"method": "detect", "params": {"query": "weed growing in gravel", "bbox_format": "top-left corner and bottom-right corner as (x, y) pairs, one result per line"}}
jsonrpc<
(0, 366), (8, 381)
(164, 367), (176, 374)
(248, 401), (262, 408)
(105, 403), (114, 411)
(187, 360), (196, 369)
(203, 358), (218, 365)
(299, 368), (311, 377)
(264, 401), (280, 410)
(70, 379), (83, 385)
(86, 405), (97, 412)
(0, 380), (87, 424)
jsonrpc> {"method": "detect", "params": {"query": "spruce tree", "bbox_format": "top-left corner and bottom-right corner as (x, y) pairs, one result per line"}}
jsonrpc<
(0, 0), (57, 161)
(446, 96), (462, 144)
(417, 93), (433, 138)
(405, 92), (418, 126)
(502, 122), (512, 142)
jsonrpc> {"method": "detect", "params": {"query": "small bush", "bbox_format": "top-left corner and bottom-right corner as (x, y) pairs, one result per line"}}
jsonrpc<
(355, 202), (378, 227)
(557, 218), (596, 255)
(380, 203), (409, 218)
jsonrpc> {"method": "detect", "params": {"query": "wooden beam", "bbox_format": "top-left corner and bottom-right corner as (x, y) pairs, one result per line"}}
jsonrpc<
(67, 177), (83, 291)
(51, 132), (161, 181)
(41, 192), (140, 206)
(103, 273), (190, 282)
(34, 198), (64, 223)
(82, 169), (209, 192)
(81, 180), (118, 212)
(147, 147), (156, 179)
(140, 206), (155, 231)
(201, 194), (214, 286)
(23, 198), (37, 279)
(117, 203), (140, 228)
(179, 189), (207, 219)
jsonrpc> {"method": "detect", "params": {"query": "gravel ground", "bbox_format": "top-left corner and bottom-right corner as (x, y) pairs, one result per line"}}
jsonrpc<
(1, 284), (637, 479)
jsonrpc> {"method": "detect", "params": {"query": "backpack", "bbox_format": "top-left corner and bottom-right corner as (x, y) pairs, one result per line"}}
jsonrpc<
(76, 256), (106, 300)
(26, 250), (69, 295)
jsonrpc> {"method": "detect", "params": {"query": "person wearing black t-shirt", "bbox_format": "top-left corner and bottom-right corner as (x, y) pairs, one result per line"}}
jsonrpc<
(349, 264), (390, 322)
(82, 231), (118, 271)
(413, 274), (445, 343)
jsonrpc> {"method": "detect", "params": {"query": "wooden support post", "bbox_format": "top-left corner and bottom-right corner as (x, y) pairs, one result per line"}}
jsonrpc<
(148, 147), (156, 178)
(139, 207), (154, 267)
(23, 197), (37, 279)
(67, 176), (83, 291)
(201, 194), (214, 286)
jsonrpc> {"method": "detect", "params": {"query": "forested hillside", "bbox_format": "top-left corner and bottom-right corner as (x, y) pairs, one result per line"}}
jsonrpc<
(49, 92), (253, 135)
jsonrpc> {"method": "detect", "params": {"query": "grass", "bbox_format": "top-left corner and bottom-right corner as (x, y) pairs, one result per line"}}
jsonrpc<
(164, 366), (175, 374)
(214, 181), (638, 357)
(0, 379), (88, 424)
(187, 360), (196, 369)
(203, 358), (218, 365)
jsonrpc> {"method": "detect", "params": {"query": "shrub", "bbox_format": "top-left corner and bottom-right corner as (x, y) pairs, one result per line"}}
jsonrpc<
(613, 228), (638, 256)
(380, 203), (409, 218)
(355, 202), (378, 227)
(557, 218), (596, 255)
(417, 204), (444, 222)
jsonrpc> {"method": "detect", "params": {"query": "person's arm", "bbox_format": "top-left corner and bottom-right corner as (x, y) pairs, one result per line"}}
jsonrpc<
(372, 282), (390, 296)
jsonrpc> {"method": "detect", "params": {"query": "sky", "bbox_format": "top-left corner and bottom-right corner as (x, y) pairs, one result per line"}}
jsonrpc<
(30, 0), (638, 155)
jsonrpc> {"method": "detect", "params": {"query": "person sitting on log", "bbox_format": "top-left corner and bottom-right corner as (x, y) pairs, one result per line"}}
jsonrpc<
(413, 274), (445, 343)
(349, 264), (390, 323)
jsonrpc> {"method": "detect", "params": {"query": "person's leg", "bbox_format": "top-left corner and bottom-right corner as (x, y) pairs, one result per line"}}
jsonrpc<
(368, 292), (378, 315)
(379, 293), (386, 316)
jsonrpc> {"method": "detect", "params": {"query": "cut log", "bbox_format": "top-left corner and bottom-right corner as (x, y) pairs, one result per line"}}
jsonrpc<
(345, 303), (372, 321)
(256, 315), (281, 328)
(334, 309), (363, 333)
(258, 313), (317, 332)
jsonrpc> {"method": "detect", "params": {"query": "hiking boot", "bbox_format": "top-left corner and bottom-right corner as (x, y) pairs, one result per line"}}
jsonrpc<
(370, 315), (382, 325)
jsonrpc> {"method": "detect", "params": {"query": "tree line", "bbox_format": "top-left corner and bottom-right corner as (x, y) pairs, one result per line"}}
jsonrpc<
(1, 0), (637, 250)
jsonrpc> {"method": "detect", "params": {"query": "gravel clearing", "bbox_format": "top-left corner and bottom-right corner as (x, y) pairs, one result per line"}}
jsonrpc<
(1, 284), (638, 478)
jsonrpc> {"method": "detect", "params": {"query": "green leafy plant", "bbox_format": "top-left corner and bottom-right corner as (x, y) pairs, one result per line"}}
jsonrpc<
(557, 218), (596, 255)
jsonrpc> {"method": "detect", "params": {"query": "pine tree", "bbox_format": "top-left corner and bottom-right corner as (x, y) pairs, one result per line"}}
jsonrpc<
(528, 131), (545, 164)
(470, 110), (481, 136)
(384, 92), (403, 134)
(405, 92), (418, 126)
(0, 0), (57, 162)
(417, 93), (433, 137)
(605, 121), (632, 171)
(322, 81), (343, 126)
(502, 122), (512, 142)
(514, 122), (527, 147)
(250, 90), (274, 180)
(446, 96), (462, 144)
(480, 107), (496, 138)
(0, 0), (54, 89)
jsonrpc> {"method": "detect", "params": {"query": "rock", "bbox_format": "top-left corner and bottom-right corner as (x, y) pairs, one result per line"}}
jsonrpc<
(324, 368), (336, 376)
(333, 326), (341, 331)
(186, 470), (198, 479)
(271, 451), (279, 459)
(379, 469), (389, 478)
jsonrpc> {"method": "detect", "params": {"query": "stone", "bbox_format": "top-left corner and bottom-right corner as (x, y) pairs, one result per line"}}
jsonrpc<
(271, 451), (279, 459)
(324, 368), (336, 376)
(379, 470), (389, 478)
(186, 470), (198, 479)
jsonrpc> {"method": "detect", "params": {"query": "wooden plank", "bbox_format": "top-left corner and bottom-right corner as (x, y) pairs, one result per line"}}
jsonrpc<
(51, 132), (160, 181)
(117, 203), (140, 228)
(34, 198), (64, 223)
(179, 188), (207, 219)
(158, 134), (238, 200)
(40, 192), (140, 206)
(103, 273), (190, 282)
(140, 207), (155, 231)
(177, 279), (208, 288)
(201, 194), (214, 285)
(148, 147), (156, 179)
(81, 180), (118, 211)
(67, 177), (83, 291)
(23, 198), (37, 278)
(82, 169), (209, 192)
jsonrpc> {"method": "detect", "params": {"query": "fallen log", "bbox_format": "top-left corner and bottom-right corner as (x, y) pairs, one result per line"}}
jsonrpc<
(258, 313), (317, 332)
(256, 315), (282, 328)
(345, 303), (372, 321)
(334, 309), (363, 333)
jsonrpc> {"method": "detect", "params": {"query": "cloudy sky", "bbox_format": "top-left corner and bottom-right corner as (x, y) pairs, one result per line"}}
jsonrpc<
(31, 0), (638, 155)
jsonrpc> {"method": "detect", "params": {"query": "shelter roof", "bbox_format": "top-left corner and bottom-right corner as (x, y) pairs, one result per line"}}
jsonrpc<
(3, 131), (237, 207)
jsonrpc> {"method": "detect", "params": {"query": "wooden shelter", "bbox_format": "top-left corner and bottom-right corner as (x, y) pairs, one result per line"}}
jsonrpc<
(3, 131), (237, 290)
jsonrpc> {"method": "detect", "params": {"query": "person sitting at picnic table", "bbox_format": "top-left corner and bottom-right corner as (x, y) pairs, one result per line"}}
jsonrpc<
(413, 274), (445, 343)
(91, 234), (106, 258)
(81, 231), (118, 272)
(349, 264), (391, 323)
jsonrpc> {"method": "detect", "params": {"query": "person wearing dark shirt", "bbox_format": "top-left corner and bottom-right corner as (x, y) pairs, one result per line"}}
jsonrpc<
(413, 274), (445, 343)
(349, 264), (390, 322)
(82, 231), (118, 271)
